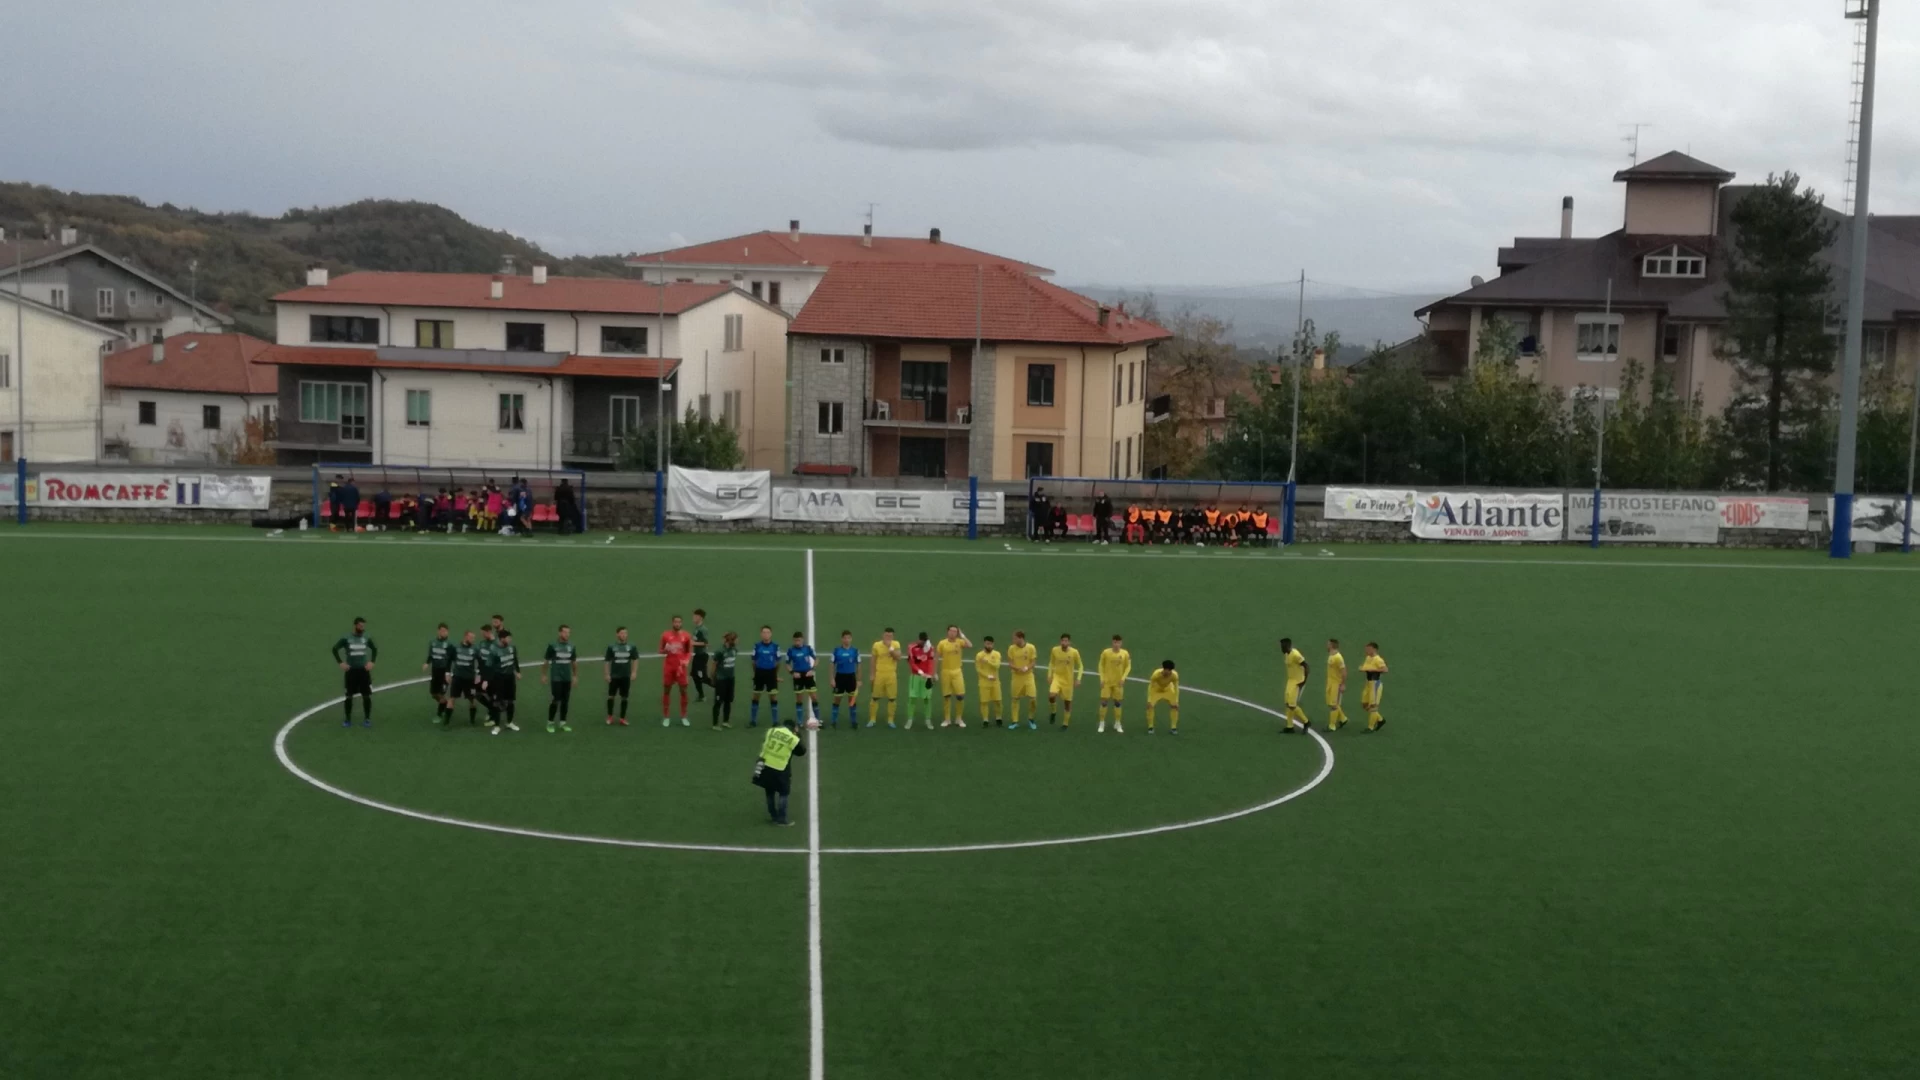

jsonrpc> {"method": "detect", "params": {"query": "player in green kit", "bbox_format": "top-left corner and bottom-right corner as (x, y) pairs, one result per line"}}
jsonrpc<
(543, 624), (578, 733)
(605, 626), (637, 726)
(489, 630), (522, 734)
(690, 608), (712, 703)
(423, 623), (455, 725)
(476, 625), (500, 727)
(449, 630), (482, 725)
(331, 617), (378, 728)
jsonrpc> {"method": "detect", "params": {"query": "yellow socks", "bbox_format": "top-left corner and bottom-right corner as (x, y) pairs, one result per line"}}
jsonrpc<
(1170, 708), (1179, 731)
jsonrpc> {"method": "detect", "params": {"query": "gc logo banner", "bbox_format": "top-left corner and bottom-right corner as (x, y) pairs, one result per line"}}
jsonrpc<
(772, 487), (1005, 525)
(666, 467), (773, 521)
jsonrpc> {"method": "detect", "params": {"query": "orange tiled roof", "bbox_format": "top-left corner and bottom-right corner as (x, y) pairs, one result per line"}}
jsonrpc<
(633, 230), (1050, 274)
(788, 262), (1168, 346)
(272, 272), (738, 316)
(254, 344), (678, 380)
(104, 333), (277, 395)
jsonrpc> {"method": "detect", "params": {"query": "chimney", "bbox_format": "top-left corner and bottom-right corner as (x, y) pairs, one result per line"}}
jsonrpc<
(532, 264), (548, 285)
(1560, 196), (1574, 240)
(305, 265), (329, 287)
(1312, 348), (1327, 371)
(150, 341), (165, 364)
(790, 219), (801, 241)
(1097, 305), (1111, 327)
(489, 277), (505, 300)
(929, 227), (942, 244)
(862, 224), (873, 248)
(59, 225), (79, 245)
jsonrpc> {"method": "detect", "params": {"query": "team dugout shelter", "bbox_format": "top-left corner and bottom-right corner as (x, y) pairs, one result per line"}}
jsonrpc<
(1026, 477), (1288, 544)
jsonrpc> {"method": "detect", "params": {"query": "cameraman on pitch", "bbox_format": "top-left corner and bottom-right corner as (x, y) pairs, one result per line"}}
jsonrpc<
(754, 716), (813, 826)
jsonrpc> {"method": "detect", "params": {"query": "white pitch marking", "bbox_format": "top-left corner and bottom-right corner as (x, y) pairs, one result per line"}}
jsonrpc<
(803, 548), (826, 1080)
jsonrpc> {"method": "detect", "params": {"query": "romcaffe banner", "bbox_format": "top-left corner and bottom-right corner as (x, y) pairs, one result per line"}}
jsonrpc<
(666, 467), (771, 521)
(1565, 493), (1721, 543)
(1831, 495), (1915, 545)
(1411, 491), (1564, 541)
(773, 487), (1005, 525)
(37, 472), (272, 510)
(1716, 495), (1810, 531)
(1323, 487), (1415, 522)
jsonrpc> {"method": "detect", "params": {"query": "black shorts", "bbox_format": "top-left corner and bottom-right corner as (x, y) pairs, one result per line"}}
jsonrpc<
(451, 676), (476, 699)
(793, 672), (817, 693)
(608, 677), (631, 698)
(429, 670), (449, 696)
(753, 668), (780, 693)
(492, 676), (518, 703)
(713, 680), (735, 704)
(833, 672), (858, 695)
(344, 668), (372, 696)
(551, 681), (572, 703)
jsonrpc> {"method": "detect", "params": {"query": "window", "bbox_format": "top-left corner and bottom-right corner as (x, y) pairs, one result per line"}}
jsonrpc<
(1112, 441), (1120, 477)
(1643, 245), (1706, 278)
(900, 361), (945, 402)
(129, 327), (143, 344)
(139, 401), (157, 425)
(405, 389), (432, 428)
(259, 403), (277, 428)
(600, 326), (648, 354)
(610, 395), (642, 443)
(1125, 435), (1134, 477)
(900, 435), (946, 478)
(723, 314), (744, 352)
(128, 288), (140, 308)
(767, 282), (782, 306)
(414, 319), (454, 348)
(97, 288), (116, 317)
(48, 288), (65, 311)
(309, 314), (379, 343)
(339, 384), (368, 441)
(499, 393), (526, 431)
(817, 401), (845, 436)
(1024, 440), (1054, 478)
(1128, 363), (1136, 403)
(300, 381), (339, 423)
(1661, 323), (1682, 360)
(722, 389), (742, 429)
(821, 347), (845, 365)
(202, 405), (221, 430)
(750, 281), (764, 300)
(0, 352), (8, 389)
(1574, 315), (1622, 360)
(1026, 362), (1056, 407)
(505, 322), (546, 352)
(1114, 366), (1122, 407)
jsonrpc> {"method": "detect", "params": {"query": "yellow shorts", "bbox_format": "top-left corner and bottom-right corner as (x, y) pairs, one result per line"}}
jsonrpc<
(1048, 677), (1075, 701)
(1284, 681), (1304, 707)
(940, 670), (966, 696)
(977, 678), (1002, 702)
(1010, 674), (1037, 699)
(871, 676), (897, 700)
(1325, 684), (1343, 708)
(1147, 688), (1178, 707)
(1100, 680), (1126, 701)
(1362, 681), (1384, 708)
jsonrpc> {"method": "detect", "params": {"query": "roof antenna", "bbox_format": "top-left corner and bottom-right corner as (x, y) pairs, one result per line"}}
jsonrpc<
(1620, 122), (1653, 166)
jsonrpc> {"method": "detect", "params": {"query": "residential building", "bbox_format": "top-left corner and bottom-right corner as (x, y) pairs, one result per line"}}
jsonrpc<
(1417, 151), (1920, 413)
(786, 262), (1168, 481)
(630, 222), (1049, 315)
(0, 290), (123, 462)
(0, 228), (232, 344)
(258, 267), (788, 470)
(102, 333), (277, 464)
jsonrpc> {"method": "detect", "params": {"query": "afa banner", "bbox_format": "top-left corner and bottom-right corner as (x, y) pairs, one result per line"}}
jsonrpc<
(1324, 487), (1415, 522)
(773, 487), (1005, 525)
(1717, 495), (1810, 531)
(38, 472), (272, 510)
(1566, 493), (1720, 543)
(1411, 491), (1564, 541)
(1831, 496), (1916, 545)
(666, 467), (771, 521)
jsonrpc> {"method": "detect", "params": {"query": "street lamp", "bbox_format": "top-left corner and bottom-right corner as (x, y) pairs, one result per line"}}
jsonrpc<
(1832, 0), (1880, 557)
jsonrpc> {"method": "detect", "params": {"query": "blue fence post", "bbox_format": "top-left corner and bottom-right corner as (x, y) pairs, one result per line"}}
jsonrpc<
(968, 476), (979, 541)
(310, 465), (320, 528)
(1830, 493), (1854, 558)
(1281, 480), (1297, 545)
(15, 456), (26, 525)
(653, 469), (665, 536)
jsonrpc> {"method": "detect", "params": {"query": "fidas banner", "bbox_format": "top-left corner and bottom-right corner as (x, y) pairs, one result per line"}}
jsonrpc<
(666, 467), (771, 521)
(1717, 495), (1810, 531)
(38, 472), (271, 510)
(1324, 487), (1415, 522)
(773, 487), (1005, 525)
(1831, 496), (1915, 545)
(1565, 493), (1720, 543)
(1411, 491), (1563, 541)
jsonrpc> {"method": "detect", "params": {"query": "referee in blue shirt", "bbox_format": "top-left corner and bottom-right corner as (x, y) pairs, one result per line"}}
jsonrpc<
(749, 625), (782, 727)
(787, 632), (818, 728)
(829, 631), (862, 730)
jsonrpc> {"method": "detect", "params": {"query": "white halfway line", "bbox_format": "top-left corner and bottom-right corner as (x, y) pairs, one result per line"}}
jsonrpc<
(804, 548), (826, 1080)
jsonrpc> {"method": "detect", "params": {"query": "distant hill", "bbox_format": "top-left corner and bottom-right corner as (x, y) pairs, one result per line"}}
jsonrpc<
(0, 184), (627, 335)
(1078, 284), (1442, 356)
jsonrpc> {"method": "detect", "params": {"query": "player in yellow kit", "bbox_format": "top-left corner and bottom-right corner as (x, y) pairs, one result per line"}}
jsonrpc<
(1047, 633), (1084, 728)
(1145, 660), (1180, 734)
(1361, 641), (1389, 731)
(866, 628), (902, 729)
(974, 635), (1004, 727)
(1097, 634), (1131, 733)
(1278, 636), (1311, 733)
(1005, 630), (1039, 730)
(1325, 638), (1349, 731)
(935, 625), (971, 728)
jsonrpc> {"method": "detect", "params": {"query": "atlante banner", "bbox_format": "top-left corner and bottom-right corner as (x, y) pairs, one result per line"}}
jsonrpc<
(1323, 487), (1415, 522)
(773, 487), (1005, 525)
(37, 472), (271, 510)
(666, 467), (771, 521)
(1411, 491), (1564, 541)
(1565, 493), (1721, 543)
(1717, 495), (1811, 531)
(1830, 495), (1915, 545)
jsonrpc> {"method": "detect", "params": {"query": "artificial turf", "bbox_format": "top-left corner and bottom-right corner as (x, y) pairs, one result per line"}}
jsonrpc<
(2, 526), (1917, 1079)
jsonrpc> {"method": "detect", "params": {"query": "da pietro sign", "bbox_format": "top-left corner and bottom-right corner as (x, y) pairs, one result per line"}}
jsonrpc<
(1411, 491), (1564, 541)
(774, 487), (1005, 525)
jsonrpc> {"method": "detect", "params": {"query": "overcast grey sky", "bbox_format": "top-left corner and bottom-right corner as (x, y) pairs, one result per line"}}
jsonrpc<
(5, 1), (1915, 291)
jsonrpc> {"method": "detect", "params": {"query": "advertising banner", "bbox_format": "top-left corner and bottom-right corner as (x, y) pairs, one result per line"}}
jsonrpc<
(1323, 487), (1415, 522)
(666, 467), (771, 521)
(1716, 495), (1810, 531)
(1411, 491), (1564, 541)
(0, 474), (13, 507)
(1831, 496), (1916, 545)
(1565, 493), (1721, 544)
(37, 472), (272, 510)
(773, 487), (1005, 526)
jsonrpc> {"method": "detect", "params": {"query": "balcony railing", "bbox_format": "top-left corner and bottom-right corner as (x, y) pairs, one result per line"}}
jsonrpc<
(866, 398), (970, 426)
(564, 433), (625, 461)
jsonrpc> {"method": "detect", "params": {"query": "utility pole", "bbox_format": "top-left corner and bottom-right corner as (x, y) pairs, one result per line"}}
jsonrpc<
(1590, 280), (1613, 548)
(656, 254), (666, 474)
(1833, 0), (1879, 558)
(1283, 269), (1304, 545)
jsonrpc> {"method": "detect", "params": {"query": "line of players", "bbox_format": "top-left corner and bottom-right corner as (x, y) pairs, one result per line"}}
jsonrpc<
(1274, 637), (1390, 734)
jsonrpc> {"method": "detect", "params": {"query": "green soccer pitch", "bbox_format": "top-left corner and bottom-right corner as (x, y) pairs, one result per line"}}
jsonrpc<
(4, 526), (1918, 1079)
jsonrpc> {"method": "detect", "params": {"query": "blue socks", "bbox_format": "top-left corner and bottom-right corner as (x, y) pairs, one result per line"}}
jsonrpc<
(831, 704), (840, 725)
(750, 701), (759, 726)
(850, 705), (859, 726)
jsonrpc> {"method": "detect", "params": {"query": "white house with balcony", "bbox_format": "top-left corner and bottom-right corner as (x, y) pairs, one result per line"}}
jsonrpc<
(257, 267), (789, 471)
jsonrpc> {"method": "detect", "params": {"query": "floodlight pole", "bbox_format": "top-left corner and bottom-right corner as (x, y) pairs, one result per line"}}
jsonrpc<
(1591, 280), (1612, 548)
(14, 238), (24, 522)
(1903, 344), (1919, 552)
(656, 255), (666, 475)
(1833, 0), (1880, 558)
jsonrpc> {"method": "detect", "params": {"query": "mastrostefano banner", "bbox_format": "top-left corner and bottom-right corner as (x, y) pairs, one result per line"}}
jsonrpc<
(773, 487), (1005, 525)
(1565, 493), (1721, 543)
